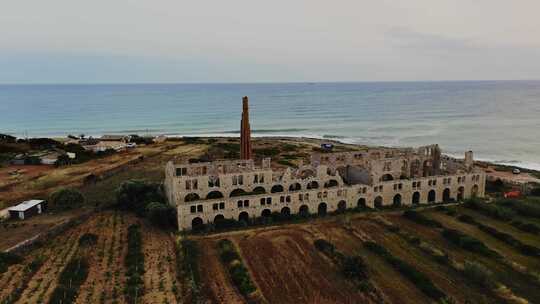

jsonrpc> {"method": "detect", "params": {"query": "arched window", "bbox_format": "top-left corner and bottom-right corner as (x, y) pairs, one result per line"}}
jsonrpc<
(337, 200), (347, 212)
(299, 205), (310, 217)
(289, 183), (302, 192)
(393, 194), (402, 207)
(374, 196), (383, 208)
(357, 198), (367, 209)
(206, 191), (224, 199)
(412, 192), (420, 205)
(307, 181), (319, 190)
(271, 184), (284, 193)
(230, 188), (247, 197)
(443, 188), (451, 202)
(324, 179), (338, 188)
(191, 217), (204, 231)
(318, 202), (327, 216)
(185, 193), (200, 202)
(428, 190), (436, 203)
(252, 186), (266, 195)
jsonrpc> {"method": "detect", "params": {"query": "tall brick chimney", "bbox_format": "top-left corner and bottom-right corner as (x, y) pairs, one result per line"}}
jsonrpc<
(240, 96), (252, 160)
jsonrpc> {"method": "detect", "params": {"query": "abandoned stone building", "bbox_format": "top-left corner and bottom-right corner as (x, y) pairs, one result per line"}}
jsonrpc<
(164, 97), (486, 231)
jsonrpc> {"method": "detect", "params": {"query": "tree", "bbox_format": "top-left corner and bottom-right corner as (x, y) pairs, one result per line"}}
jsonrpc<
(116, 180), (163, 216)
(49, 188), (85, 210)
(146, 202), (175, 227)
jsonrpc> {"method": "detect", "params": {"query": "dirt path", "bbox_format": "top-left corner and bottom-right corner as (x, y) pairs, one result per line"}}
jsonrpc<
(198, 239), (245, 304)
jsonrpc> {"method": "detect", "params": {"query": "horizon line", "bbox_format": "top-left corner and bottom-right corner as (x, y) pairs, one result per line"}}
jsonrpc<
(1, 79), (539, 86)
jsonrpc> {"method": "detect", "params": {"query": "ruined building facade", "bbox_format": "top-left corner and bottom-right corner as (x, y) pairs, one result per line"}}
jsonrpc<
(164, 97), (485, 230)
(164, 146), (485, 231)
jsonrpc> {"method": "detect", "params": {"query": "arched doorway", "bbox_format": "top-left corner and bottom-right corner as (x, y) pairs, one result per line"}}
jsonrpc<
(393, 194), (402, 207)
(472, 185), (479, 197)
(271, 185), (284, 193)
(213, 214), (225, 228)
(337, 200), (347, 213)
(191, 217), (204, 231)
(457, 187), (465, 201)
(281, 207), (291, 217)
(261, 209), (271, 217)
(374, 196), (383, 209)
(206, 191), (224, 199)
(299, 205), (310, 217)
(443, 188), (451, 202)
(357, 198), (367, 209)
(428, 190), (436, 203)
(318, 202), (327, 216)
(239, 211), (249, 223)
(412, 192), (420, 205)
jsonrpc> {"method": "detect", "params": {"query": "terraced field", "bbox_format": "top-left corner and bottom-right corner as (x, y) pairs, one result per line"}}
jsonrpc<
(3, 199), (540, 303)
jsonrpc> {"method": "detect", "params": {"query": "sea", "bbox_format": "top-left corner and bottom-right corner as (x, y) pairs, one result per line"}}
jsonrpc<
(1, 81), (539, 170)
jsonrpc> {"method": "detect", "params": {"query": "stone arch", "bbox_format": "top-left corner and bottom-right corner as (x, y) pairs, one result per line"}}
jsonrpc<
(374, 196), (383, 208)
(472, 184), (479, 197)
(412, 191), (421, 205)
(381, 174), (394, 182)
(261, 209), (271, 217)
(299, 204), (310, 217)
(252, 186), (266, 195)
(457, 186), (465, 201)
(357, 198), (367, 208)
(184, 193), (200, 202)
(318, 202), (327, 216)
(337, 200), (347, 212)
(271, 184), (284, 193)
(191, 217), (204, 231)
(428, 190), (436, 203)
(206, 191), (224, 199)
(214, 214), (225, 224)
(393, 194), (402, 207)
(307, 181), (319, 190)
(324, 179), (339, 188)
(443, 188), (451, 202)
(289, 183), (302, 192)
(230, 188), (247, 197)
(281, 207), (291, 216)
(239, 211), (249, 223)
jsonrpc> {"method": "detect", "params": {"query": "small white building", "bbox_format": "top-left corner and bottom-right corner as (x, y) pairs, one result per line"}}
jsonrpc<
(7, 200), (46, 220)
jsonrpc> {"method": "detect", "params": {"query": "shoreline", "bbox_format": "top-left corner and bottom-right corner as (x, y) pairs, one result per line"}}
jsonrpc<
(9, 132), (540, 172)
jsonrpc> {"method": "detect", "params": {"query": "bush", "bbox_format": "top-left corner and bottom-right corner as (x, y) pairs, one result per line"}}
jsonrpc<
(49, 188), (85, 210)
(457, 214), (476, 224)
(146, 202), (175, 228)
(497, 198), (540, 218)
(464, 199), (515, 221)
(531, 187), (540, 197)
(116, 180), (163, 216)
(476, 223), (540, 257)
(217, 239), (256, 296)
(78, 233), (98, 247)
(314, 239), (335, 254)
(441, 229), (499, 257)
(0, 252), (22, 273)
(341, 255), (368, 281)
(402, 210), (443, 228)
(462, 261), (496, 289)
(125, 224), (144, 304)
(510, 220), (540, 234)
(364, 242), (446, 300)
(48, 256), (89, 304)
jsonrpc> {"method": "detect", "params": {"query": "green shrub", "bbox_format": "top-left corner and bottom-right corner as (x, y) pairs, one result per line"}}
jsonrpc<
(49, 188), (85, 210)
(146, 202), (175, 228)
(402, 210), (443, 228)
(462, 261), (496, 289)
(314, 239), (335, 254)
(341, 255), (368, 281)
(476, 223), (540, 257)
(48, 256), (89, 304)
(217, 239), (256, 296)
(0, 252), (22, 273)
(497, 199), (540, 218)
(116, 180), (163, 216)
(464, 199), (515, 221)
(254, 147), (280, 157)
(78, 233), (98, 247)
(511, 220), (540, 234)
(457, 214), (476, 224)
(441, 229), (499, 257)
(125, 224), (144, 304)
(364, 241), (446, 300)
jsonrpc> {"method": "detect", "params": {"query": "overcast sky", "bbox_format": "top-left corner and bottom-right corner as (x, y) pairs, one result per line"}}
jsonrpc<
(1, 0), (540, 83)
